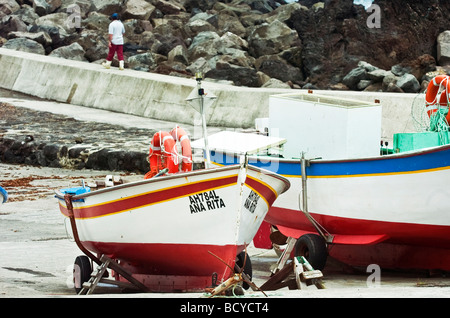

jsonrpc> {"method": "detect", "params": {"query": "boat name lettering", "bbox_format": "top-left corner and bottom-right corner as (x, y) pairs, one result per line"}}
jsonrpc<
(189, 190), (226, 214)
(244, 190), (260, 213)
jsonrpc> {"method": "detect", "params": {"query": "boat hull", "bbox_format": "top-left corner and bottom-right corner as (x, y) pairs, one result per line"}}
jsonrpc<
(209, 145), (450, 271)
(56, 164), (289, 290)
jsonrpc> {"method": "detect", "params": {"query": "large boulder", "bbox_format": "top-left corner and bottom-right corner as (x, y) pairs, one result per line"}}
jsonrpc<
(342, 66), (368, 90)
(0, 0), (20, 19)
(76, 29), (108, 61)
(437, 31), (450, 66)
(184, 16), (216, 38)
(90, 0), (123, 16)
(3, 37), (45, 54)
(205, 61), (260, 87)
(58, 0), (93, 19)
(127, 52), (158, 71)
(122, 0), (155, 20)
(255, 55), (303, 83)
(0, 14), (27, 37)
(247, 19), (301, 58)
(33, 0), (62, 16)
(7, 31), (52, 47)
(49, 42), (87, 61)
(11, 4), (40, 25)
(396, 73), (420, 93)
(188, 31), (220, 61)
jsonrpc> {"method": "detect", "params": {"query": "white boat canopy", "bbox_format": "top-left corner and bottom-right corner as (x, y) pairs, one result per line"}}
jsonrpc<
(191, 131), (286, 155)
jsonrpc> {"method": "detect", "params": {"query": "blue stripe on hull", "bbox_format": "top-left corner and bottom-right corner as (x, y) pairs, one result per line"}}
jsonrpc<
(209, 144), (450, 177)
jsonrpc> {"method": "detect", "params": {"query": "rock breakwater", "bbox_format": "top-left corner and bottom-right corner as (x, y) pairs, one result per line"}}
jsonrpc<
(0, 102), (154, 173)
(0, 0), (449, 91)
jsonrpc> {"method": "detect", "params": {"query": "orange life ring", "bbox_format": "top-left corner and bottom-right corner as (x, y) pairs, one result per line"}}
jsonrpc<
(144, 131), (178, 179)
(170, 126), (193, 172)
(425, 75), (450, 118)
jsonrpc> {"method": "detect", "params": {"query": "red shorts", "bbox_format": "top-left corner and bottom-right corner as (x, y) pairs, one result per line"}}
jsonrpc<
(106, 43), (124, 61)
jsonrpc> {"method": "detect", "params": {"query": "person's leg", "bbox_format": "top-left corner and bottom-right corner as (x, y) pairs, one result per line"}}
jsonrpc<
(117, 45), (124, 70)
(102, 45), (115, 69)
(107, 45), (116, 61)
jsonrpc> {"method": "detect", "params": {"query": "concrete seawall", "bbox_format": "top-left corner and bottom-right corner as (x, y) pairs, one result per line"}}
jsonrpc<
(0, 48), (423, 140)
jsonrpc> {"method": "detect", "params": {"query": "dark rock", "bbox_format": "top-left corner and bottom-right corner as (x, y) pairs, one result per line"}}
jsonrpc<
(0, 0), (20, 19)
(396, 73), (420, 93)
(342, 67), (367, 90)
(85, 148), (112, 171)
(3, 37), (45, 54)
(127, 52), (157, 71)
(7, 31), (52, 47)
(438, 31), (450, 66)
(49, 42), (87, 61)
(43, 143), (60, 162)
(11, 4), (39, 25)
(1, 0), (449, 91)
(289, 0), (450, 88)
(0, 15), (27, 38)
(255, 55), (303, 83)
(206, 61), (260, 87)
(247, 19), (301, 58)
(33, 0), (62, 16)
(0, 104), (152, 173)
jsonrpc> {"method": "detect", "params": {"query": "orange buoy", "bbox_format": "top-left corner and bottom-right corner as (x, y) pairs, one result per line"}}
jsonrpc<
(425, 75), (450, 118)
(145, 131), (178, 179)
(170, 126), (193, 172)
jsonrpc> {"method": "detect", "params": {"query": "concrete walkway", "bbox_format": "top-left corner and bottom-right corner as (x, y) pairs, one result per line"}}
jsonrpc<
(0, 48), (424, 140)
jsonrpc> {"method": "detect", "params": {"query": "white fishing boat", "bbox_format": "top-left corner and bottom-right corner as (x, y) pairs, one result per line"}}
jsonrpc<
(56, 163), (289, 292)
(195, 78), (450, 272)
(56, 74), (290, 293)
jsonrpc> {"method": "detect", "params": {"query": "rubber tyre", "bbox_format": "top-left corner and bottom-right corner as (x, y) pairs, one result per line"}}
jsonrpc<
(294, 234), (328, 271)
(236, 251), (252, 290)
(73, 255), (92, 294)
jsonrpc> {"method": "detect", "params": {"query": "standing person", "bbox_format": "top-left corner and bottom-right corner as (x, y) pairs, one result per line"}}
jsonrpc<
(102, 13), (125, 70)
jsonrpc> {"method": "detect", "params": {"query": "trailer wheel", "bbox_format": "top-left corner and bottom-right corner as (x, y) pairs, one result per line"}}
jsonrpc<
(73, 255), (92, 294)
(236, 251), (252, 290)
(294, 234), (328, 271)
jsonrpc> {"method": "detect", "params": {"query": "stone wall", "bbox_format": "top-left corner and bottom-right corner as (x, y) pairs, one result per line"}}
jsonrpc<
(0, 47), (292, 128)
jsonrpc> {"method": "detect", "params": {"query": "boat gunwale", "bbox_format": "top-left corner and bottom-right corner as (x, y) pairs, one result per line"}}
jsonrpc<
(55, 163), (290, 201)
(213, 143), (450, 165)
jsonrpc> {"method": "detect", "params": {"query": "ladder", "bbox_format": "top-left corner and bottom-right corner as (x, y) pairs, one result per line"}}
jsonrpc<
(78, 254), (149, 295)
(260, 238), (325, 291)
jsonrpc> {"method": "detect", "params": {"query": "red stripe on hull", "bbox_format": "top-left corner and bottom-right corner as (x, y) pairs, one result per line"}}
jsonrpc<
(76, 176), (238, 219)
(82, 241), (237, 278)
(246, 177), (278, 206)
(267, 206), (450, 248)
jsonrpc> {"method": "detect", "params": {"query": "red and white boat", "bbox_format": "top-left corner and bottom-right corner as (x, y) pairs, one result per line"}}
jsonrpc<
(55, 75), (289, 293)
(199, 85), (450, 273)
(56, 163), (289, 292)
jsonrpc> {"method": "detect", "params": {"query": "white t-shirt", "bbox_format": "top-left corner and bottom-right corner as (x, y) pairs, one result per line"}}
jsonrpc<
(109, 20), (125, 45)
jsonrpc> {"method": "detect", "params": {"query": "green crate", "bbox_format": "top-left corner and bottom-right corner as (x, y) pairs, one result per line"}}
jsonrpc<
(393, 131), (450, 153)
